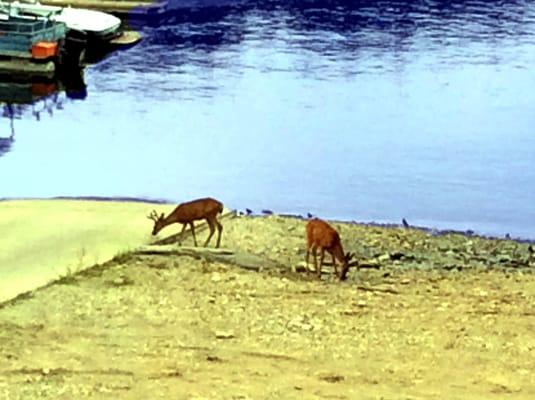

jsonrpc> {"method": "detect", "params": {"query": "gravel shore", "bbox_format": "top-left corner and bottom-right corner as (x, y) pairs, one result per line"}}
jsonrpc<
(1, 214), (534, 399)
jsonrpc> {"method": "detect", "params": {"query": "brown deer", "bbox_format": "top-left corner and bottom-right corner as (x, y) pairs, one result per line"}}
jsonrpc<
(306, 218), (354, 280)
(148, 197), (224, 247)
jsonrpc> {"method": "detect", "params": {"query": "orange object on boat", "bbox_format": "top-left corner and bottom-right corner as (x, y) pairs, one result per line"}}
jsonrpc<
(31, 41), (58, 59)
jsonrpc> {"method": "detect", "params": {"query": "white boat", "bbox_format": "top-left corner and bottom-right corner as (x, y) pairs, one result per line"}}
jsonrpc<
(0, 0), (121, 42)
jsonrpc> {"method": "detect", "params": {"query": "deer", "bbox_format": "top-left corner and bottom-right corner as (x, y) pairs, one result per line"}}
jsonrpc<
(147, 197), (224, 248)
(305, 218), (354, 280)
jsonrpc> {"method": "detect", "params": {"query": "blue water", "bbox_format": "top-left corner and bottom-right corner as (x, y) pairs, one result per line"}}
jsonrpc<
(1, 0), (535, 238)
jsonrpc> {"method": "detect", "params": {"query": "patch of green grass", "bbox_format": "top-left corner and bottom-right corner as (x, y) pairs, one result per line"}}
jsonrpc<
(110, 250), (135, 266)
(55, 266), (79, 285)
(55, 275), (78, 285)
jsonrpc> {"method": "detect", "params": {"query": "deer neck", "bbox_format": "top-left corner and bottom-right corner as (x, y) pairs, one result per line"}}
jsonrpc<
(332, 243), (346, 264)
(162, 212), (180, 227)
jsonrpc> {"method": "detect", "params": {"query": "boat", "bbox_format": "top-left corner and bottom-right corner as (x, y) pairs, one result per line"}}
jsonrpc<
(1, 1), (142, 62)
(0, 0), (122, 44)
(0, 10), (85, 78)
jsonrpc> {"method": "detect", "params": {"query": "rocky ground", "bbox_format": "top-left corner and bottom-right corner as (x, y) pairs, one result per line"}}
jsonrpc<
(0, 215), (534, 399)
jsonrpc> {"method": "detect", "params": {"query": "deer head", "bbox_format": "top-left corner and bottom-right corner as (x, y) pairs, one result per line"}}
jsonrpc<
(147, 210), (165, 235)
(339, 252), (355, 281)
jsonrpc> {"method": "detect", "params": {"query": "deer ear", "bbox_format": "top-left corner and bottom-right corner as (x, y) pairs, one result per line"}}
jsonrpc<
(160, 213), (165, 220)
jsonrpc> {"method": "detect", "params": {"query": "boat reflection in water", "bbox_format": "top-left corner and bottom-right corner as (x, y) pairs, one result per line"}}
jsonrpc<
(0, 70), (87, 158)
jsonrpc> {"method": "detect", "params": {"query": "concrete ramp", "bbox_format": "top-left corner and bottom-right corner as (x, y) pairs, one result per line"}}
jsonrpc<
(0, 199), (198, 304)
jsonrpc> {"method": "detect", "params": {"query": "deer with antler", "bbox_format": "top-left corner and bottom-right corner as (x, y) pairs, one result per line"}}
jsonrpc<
(306, 218), (355, 280)
(148, 197), (224, 248)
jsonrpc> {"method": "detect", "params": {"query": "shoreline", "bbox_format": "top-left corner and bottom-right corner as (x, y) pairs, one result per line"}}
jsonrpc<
(2, 197), (533, 307)
(3, 195), (534, 244)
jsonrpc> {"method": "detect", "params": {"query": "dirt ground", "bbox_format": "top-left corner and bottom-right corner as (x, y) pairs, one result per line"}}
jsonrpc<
(1, 215), (534, 399)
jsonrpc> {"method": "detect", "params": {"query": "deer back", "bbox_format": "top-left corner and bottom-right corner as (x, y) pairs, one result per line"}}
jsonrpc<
(306, 218), (344, 255)
(171, 197), (223, 224)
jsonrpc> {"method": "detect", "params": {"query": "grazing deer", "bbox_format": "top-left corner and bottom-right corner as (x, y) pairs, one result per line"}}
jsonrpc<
(148, 197), (224, 248)
(306, 218), (354, 280)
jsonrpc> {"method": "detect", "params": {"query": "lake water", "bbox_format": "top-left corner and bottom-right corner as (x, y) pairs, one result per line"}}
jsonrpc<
(1, 0), (535, 239)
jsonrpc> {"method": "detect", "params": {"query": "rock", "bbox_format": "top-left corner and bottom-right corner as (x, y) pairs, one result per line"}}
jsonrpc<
(215, 330), (235, 339)
(378, 253), (391, 263)
(293, 261), (308, 273)
(400, 278), (411, 285)
(211, 272), (222, 283)
(113, 277), (125, 286)
(356, 300), (367, 307)
(110, 276), (133, 286)
(390, 251), (405, 261)
(498, 254), (512, 263)
(301, 323), (313, 331)
(318, 373), (345, 383)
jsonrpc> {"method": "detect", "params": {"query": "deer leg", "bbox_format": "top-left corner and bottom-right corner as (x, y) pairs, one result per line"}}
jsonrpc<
(332, 253), (339, 276)
(204, 218), (215, 247)
(311, 246), (318, 274)
(215, 219), (223, 248)
(190, 222), (198, 246)
(178, 223), (187, 245)
(318, 248), (325, 278)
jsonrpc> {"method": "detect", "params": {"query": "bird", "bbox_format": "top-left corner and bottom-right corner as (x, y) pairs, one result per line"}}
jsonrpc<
(245, 208), (252, 215)
(307, 212), (314, 219)
(402, 218), (409, 228)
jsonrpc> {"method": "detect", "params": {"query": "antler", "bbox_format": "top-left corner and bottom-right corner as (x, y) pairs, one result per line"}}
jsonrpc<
(147, 210), (160, 222)
(347, 252), (359, 268)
